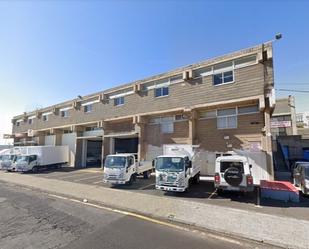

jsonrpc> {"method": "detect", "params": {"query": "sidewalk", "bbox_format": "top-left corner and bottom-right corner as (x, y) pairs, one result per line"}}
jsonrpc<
(0, 171), (308, 249)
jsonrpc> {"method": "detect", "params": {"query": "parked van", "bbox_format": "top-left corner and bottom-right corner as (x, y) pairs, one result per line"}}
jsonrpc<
(292, 161), (309, 195)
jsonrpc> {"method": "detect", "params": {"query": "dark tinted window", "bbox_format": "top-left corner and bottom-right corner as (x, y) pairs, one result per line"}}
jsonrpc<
(220, 161), (244, 173)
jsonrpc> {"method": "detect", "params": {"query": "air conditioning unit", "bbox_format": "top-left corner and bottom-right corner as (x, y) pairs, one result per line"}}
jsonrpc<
(182, 69), (193, 80)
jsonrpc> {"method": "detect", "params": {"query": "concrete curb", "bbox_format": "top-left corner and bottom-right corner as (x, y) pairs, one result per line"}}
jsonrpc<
(0, 172), (307, 249)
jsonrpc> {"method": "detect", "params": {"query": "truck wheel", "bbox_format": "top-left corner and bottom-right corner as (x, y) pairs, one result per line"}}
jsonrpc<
(128, 175), (135, 185)
(193, 173), (200, 184)
(32, 166), (39, 174)
(143, 170), (151, 179)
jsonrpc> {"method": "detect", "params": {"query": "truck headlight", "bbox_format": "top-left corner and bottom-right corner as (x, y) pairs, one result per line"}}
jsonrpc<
(118, 173), (124, 179)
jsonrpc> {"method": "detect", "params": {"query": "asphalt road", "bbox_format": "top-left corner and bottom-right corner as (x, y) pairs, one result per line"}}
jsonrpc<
(0, 182), (275, 249)
(25, 167), (309, 221)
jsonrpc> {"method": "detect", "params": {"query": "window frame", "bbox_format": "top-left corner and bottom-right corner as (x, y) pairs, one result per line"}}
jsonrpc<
(84, 104), (93, 113)
(217, 108), (237, 130)
(114, 96), (125, 106)
(42, 115), (49, 122)
(61, 110), (69, 118)
(154, 86), (169, 98)
(213, 70), (234, 86)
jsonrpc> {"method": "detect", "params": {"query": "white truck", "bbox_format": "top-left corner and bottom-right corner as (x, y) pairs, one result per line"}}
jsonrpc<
(13, 146), (69, 172)
(154, 144), (201, 192)
(214, 151), (271, 193)
(0, 154), (18, 170)
(103, 153), (153, 185)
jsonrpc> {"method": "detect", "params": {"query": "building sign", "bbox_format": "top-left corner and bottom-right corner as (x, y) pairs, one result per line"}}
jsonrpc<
(271, 120), (291, 128)
(28, 129), (34, 137)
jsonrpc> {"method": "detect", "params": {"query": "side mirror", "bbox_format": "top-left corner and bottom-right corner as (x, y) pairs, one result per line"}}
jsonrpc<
(187, 161), (192, 168)
(152, 159), (156, 167)
(249, 164), (252, 169)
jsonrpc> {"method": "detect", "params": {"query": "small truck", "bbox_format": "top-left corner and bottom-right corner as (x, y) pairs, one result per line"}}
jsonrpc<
(154, 144), (201, 192)
(13, 146), (69, 172)
(103, 154), (153, 185)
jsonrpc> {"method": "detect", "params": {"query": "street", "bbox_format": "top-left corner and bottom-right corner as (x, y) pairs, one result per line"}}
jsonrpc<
(0, 181), (276, 249)
(25, 167), (309, 221)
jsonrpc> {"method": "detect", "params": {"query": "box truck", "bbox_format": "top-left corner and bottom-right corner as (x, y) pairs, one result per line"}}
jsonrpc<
(103, 153), (153, 185)
(154, 144), (201, 192)
(13, 146), (69, 172)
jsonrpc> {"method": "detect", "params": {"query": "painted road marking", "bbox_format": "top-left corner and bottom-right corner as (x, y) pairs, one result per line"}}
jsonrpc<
(139, 183), (155, 190)
(208, 189), (217, 199)
(92, 180), (103, 184)
(56, 172), (97, 180)
(78, 169), (103, 173)
(73, 175), (102, 182)
(47, 193), (242, 246)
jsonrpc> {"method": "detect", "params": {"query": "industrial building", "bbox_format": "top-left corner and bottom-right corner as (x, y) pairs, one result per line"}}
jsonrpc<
(10, 43), (275, 177)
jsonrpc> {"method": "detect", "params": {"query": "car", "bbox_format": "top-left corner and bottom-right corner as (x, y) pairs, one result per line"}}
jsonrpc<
(292, 162), (309, 195)
(214, 155), (254, 193)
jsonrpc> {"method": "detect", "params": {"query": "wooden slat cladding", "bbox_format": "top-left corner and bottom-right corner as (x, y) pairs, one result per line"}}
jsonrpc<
(13, 63), (266, 133)
(196, 112), (264, 152)
(104, 121), (135, 135)
(145, 121), (189, 147)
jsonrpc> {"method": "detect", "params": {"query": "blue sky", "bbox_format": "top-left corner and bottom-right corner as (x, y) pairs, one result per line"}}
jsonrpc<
(0, 0), (309, 144)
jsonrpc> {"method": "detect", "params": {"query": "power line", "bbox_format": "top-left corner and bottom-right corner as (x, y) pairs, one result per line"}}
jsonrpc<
(275, 88), (309, 93)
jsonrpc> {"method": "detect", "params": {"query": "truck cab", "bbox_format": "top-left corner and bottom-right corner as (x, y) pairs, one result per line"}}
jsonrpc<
(14, 154), (38, 172)
(155, 155), (199, 192)
(103, 154), (152, 185)
(1, 154), (17, 171)
(214, 155), (254, 193)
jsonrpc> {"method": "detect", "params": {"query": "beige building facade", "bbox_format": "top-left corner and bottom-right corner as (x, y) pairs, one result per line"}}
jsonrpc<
(11, 43), (275, 176)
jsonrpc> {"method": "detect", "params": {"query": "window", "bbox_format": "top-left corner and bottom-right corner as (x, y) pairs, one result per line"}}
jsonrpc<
(238, 105), (259, 115)
(213, 70), (234, 85)
(175, 114), (188, 121)
(234, 55), (257, 68)
(114, 96), (124, 106)
(28, 119), (33, 125)
(199, 110), (217, 119)
(193, 66), (212, 78)
(217, 108), (237, 129)
(155, 86), (169, 97)
(161, 122), (174, 133)
(84, 104), (93, 113)
(61, 110), (69, 118)
(16, 121), (20, 126)
(42, 115), (48, 122)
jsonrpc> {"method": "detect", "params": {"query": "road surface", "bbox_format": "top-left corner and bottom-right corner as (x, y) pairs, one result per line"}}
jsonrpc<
(0, 181), (276, 249)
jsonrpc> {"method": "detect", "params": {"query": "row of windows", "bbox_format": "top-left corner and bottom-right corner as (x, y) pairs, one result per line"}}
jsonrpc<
(16, 54), (258, 126)
(200, 105), (259, 129)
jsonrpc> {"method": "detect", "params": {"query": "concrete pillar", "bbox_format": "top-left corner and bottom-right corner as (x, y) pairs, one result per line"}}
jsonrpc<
(263, 107), (274, 180)
(134, 116), (146, 161)
(188, 110), (197, 145)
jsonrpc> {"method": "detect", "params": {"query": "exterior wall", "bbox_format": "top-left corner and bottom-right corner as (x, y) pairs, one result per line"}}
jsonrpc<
(197, 112), (264, 152)
(13, 63), (266, 134)
(271, 96), (297, 137)
(10, 43), (275, 175)
(144, 120), (189, 160)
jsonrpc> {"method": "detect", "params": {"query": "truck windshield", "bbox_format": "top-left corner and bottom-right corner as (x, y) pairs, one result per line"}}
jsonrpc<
(2, 155), (14, 161)
(156, 157), (184, 172)
(105, 156), (126, 168)
(16, 156), (29, 163)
